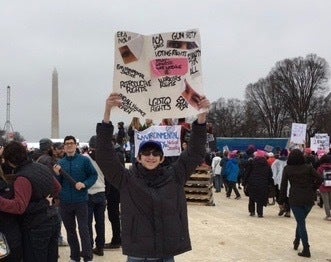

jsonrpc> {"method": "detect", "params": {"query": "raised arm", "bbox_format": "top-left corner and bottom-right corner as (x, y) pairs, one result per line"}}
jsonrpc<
(197, 96), (210, 124)
(96, 93), (126, 189)
(103, 93), (122, 124)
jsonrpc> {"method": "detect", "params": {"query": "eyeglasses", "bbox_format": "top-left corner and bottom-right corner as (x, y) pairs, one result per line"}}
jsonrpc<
(64, 142), (76, 146)
(140, 150), (162, 157)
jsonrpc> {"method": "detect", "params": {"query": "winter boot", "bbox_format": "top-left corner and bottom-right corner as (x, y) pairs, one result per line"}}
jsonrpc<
(298, 245), (311, 258)
(278, 205), (285, 216)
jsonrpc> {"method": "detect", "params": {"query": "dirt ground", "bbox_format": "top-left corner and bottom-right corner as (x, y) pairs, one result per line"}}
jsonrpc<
(59, 189), (331, 262)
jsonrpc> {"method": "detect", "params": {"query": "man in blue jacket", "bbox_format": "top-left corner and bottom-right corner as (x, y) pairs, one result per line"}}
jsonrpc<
(54, 135), (97, 262)
(96, 93), (210, 262)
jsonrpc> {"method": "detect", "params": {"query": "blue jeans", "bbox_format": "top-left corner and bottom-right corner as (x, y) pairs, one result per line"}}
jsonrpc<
(291, 205), (313, 247)
(127, 256), (175, 262)
(60, 202), (93, 261)
(88, 192), (106, 248)
(22, 214), (60, 262)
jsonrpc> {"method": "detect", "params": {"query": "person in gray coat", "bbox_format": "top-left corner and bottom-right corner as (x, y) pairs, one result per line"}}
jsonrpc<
(95, 92), (210, 262)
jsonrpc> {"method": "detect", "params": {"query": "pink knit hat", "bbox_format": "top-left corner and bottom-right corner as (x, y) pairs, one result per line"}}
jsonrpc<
(254, 150), (266, 158)
(229, 150), (238, 159)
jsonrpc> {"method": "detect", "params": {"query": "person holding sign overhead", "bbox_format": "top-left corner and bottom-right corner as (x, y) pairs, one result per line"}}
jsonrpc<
(95, 92), (210, 262)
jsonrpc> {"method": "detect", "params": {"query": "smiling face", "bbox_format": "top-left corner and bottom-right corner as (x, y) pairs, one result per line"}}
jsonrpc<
(137, 149), (165, 170)
(64, 139), (77, 156)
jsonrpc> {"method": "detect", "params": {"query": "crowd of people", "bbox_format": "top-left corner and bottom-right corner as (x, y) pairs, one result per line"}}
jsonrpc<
(210, 145), (330, 258)
(0, 92), (208, 262)
(0, 134), (123, 261)
(1, 93), (331, 260)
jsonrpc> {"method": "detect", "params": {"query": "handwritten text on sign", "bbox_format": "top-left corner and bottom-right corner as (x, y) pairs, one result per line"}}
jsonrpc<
(112, 29), (206, 120)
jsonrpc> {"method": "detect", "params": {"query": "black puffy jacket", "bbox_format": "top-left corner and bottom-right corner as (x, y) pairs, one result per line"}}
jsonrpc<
(0, 173), (22, 252)
(96, 120), (206, 258)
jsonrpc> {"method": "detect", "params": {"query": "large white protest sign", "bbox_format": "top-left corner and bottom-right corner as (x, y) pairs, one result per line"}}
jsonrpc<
(290, 123), (307, 144)
(134, 125), (182, 157)
(112, 29), (205, 121)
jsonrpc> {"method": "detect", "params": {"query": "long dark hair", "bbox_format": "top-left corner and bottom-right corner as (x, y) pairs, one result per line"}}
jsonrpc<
(287, 149), (305, 165)
(3, 141), (28, 166)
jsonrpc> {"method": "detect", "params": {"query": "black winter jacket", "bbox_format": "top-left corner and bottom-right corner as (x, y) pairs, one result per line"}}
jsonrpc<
(243, 157), (273, 206)
(0, 173), (22, 253)
(279, 164), (323, 206)
(16, 161), (58, 228)
(96, 120), (206, 258)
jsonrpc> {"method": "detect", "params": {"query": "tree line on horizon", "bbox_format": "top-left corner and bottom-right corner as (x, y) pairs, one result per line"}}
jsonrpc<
(208, 53), (331, 144)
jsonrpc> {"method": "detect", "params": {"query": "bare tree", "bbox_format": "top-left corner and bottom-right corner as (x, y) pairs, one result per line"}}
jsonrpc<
(269, 54), (329, 124)
(306, 95), (331, 137)
(241, 102), (262, 137)
(209, 54), (330, 141)
(245, 77), (289, 137)
(208, 98), (246, 137)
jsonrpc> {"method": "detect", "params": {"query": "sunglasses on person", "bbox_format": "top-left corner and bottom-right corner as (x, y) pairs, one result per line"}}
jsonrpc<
(140, 150), (163, 157)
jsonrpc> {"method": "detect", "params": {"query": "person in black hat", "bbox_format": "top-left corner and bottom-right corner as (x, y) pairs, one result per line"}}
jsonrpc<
(36, 138), (69, 248)
(36, 138), (54, 166)
(95, 92), (210, 262)
(31, 138), (54, 164)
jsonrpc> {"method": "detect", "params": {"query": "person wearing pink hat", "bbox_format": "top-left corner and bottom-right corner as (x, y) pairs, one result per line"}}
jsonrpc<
(243, 150), (273, 217)
(254, 150), (266, 158)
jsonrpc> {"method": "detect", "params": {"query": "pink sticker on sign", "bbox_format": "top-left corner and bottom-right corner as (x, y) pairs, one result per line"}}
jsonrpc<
(151, 58), (188, 77)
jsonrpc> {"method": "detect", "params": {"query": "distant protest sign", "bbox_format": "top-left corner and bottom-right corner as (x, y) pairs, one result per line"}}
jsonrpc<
(134, 125), (181, 157)
(290, 123), (307, 144)
(264, 145), (274, 152)
(112, 29), (205, 120)
(310, 133), (330, 152)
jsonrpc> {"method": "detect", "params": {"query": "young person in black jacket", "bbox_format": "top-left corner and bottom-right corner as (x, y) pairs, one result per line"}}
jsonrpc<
(96, 92), (210, 262)
(279, 149), (323, 258)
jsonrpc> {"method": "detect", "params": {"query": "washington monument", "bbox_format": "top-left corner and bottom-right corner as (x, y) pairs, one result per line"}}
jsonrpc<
(51, 68), (59, 138)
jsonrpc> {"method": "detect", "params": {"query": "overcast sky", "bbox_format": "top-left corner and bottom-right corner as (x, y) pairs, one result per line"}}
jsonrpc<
(1, 0), (330, 142)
